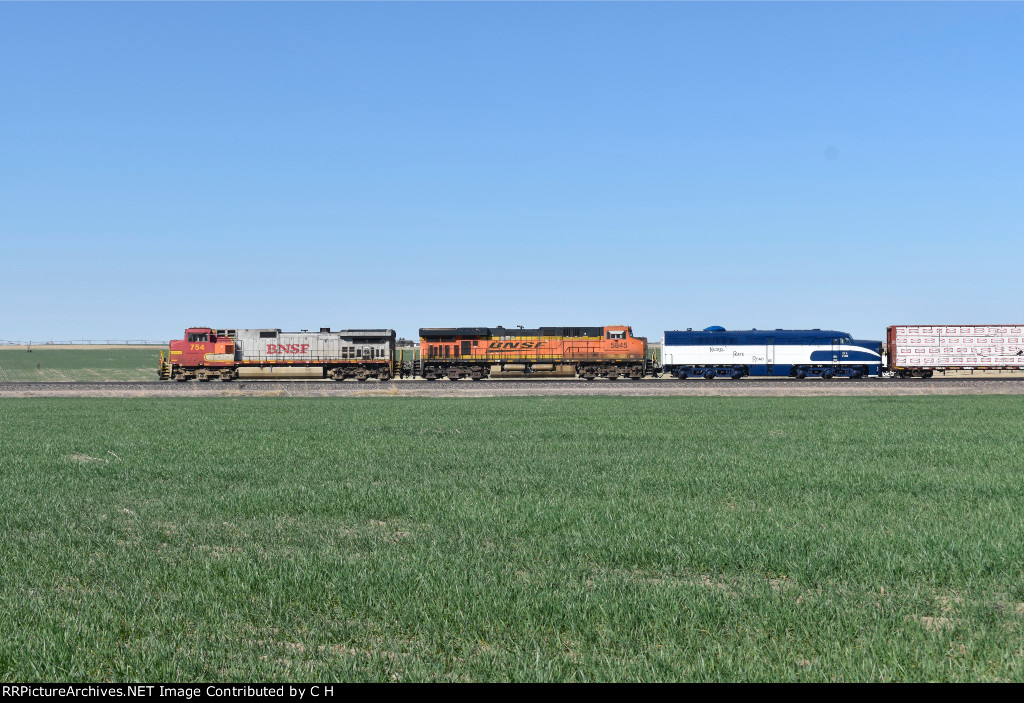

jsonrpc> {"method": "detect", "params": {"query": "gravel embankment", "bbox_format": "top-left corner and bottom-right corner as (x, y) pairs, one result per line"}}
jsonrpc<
(3, 378), (1024, 398)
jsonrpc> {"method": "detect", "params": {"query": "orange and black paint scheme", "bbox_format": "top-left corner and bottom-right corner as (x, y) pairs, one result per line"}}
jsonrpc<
(419, 325), (649, 380)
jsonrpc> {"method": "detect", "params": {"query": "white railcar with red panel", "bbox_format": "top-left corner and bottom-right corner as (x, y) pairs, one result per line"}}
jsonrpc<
(886, 325), (1024, 377)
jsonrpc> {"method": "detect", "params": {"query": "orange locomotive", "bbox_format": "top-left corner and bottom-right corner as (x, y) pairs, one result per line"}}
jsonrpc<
(419, 325), (650, 380)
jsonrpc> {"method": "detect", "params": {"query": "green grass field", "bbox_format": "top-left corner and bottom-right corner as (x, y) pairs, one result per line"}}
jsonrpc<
(1, 397), (1022, 682)
(0, 348), (161, 382)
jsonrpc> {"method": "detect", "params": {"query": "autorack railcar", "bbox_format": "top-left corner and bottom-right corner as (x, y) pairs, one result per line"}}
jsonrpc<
(662, 327), (883, 379)
(886, 325), (1024, 377)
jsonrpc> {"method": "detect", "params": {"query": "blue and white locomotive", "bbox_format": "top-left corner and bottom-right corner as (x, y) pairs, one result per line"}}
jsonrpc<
(662, 327), (883, 379)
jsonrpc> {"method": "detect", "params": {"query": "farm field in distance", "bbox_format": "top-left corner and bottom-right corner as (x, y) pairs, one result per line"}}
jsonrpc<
(1, 397), (1023, 682)
(0, 347), (161, 382)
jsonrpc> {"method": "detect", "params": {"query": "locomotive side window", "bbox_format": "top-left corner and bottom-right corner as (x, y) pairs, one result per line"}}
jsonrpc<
(188, 333), (208, 343)
(607, 330), (625, 340)
(259, 331), (277, 338)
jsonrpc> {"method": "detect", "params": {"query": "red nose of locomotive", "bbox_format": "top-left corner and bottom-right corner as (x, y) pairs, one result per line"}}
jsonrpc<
(168, 328), (235, 367)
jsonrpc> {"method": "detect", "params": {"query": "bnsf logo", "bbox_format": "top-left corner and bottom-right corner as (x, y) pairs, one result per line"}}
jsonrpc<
(267, 344), (310, 354)
(487, 342), (546, 349)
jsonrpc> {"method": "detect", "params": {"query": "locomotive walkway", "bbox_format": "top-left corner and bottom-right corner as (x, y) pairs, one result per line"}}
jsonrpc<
(3, 377), (1024, 398)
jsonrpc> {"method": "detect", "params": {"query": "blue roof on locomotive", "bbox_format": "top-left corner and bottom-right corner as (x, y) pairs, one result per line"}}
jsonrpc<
(664, 328), (853, 346)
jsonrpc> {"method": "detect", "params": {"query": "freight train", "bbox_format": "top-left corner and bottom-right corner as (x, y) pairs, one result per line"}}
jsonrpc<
(158, 323), (1024, 381)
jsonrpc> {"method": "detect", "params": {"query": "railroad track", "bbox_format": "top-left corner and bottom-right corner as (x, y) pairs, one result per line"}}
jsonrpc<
(3, 377), (1024, 397)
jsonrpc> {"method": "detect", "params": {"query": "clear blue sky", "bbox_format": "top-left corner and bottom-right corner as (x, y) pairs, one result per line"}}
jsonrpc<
(2, 2), (1022, 343)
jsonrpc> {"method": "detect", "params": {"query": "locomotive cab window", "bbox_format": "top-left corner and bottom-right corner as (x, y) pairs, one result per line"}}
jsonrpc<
(607, 330), (625, 340)
(188, 333), (208, 343)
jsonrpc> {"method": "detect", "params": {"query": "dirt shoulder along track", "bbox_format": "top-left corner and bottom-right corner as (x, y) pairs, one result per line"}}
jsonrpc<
(2, 378), (1024, 398)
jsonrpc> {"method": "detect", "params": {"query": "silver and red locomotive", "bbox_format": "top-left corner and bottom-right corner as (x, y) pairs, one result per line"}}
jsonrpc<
(159, 327), (396, 381)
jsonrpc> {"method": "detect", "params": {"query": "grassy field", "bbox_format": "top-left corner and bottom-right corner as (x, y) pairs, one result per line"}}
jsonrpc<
(1, 397), (1022, 682)
(0, 348), (161, 382)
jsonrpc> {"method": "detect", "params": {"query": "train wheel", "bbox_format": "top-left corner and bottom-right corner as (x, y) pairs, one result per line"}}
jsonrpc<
(703, 369), (716, 380)
(821, 369), (835, 380)
(795, 369), (807, 379)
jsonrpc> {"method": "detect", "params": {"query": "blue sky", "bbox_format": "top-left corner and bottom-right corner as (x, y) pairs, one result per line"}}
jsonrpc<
(2, 2), (1022, 343)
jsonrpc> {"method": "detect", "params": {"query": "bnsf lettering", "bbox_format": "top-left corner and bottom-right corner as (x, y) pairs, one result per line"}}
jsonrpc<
(267, 344), (311, 354)
(486, 342), (546, 349)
